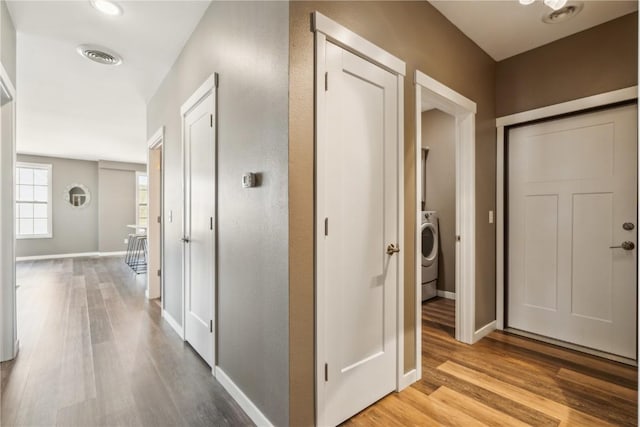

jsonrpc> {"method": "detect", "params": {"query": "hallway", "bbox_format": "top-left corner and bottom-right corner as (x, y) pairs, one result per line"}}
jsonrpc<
(0, 257), (253, 426)
(342, 297), (638, 426)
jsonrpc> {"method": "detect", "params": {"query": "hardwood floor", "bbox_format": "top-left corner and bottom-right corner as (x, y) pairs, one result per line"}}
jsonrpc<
(1, 257), (254, 427)
(343, 297), (638, 427)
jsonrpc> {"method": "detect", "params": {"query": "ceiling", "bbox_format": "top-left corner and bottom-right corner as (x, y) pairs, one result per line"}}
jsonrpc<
(7, 0), (211, 163)
(429, 1), (638, 61)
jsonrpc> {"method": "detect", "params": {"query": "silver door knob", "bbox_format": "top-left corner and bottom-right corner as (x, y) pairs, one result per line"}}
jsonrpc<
(610, 241), (635, 250)
(386, 244), (400, 255)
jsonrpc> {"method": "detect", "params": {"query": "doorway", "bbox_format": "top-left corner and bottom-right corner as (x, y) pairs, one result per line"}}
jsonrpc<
(181, 74), (217, 368)
(414, 70), (477, 370)
(146, 128), (164, 304)
(313, 12), (405, 427)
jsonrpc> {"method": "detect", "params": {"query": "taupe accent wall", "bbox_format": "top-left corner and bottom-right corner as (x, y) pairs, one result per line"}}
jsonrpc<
(496, 12), (638, 117)
(422, 110), (456, 294)
(146, 2), (289, 425)
(289, 3), (497, 425)
(16, 155), (99, 257)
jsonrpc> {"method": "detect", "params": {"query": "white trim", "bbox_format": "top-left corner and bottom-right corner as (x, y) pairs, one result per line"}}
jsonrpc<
(495, 86), (638, 332)
(314, 20), (406, 425)
(496, 86), (638, 127)
(99, 251), (126, 257)
(162, 309), (184, 340)
(215, 367), (274, 427)
(15, 251), (129, 261)
(473, 320), (497, 343)
(146, 127), (164, 302)
(312, 12), (406, 76)
(415, 69), (477, 352)
(16, 161), (53, 239)
(437, 290), (456, 300)
(181, 73), (218, 368)
(399, 368), (417, 390)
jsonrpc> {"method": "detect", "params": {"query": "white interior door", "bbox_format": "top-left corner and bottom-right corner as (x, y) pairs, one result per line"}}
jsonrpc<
(508, 104), (637, 360)
(183, 90), (216, 366)
(318, 41), (399, 426)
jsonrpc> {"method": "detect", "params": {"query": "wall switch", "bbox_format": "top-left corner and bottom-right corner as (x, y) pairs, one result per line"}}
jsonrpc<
(242, 172), (256, 188)
(489, 210), (494, 224)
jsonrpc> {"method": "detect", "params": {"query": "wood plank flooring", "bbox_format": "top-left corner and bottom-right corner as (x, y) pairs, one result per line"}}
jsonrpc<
(1, 257), (253, 427)
(342, 297), (638, 427)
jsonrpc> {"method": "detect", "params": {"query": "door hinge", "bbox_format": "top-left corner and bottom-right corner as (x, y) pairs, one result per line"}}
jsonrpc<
(456, 235), (461, 242)
(324, 218), (328, 236)
(157, 216), (161, 224)
(324, 72), (328, 91)
(324, 363), (328, 382)
(210, 217), (213, 230)
(209, 320), (213, 333)
(157, 269), (161, 277)
(210, 114), (213, 128)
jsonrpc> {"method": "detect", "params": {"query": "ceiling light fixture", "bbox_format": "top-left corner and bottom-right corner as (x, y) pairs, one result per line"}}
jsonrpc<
(77, 44), (123, 66)
(518, 0), (570, 11)
(90, 0), (123, 16)
(542, 3), (583, 23)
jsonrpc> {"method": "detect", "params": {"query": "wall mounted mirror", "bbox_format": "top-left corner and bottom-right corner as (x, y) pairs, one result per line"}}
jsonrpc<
(64, 183), (91, 208)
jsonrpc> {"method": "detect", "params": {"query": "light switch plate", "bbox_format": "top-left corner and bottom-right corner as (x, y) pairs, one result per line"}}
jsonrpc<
(242, 172), (256, 188)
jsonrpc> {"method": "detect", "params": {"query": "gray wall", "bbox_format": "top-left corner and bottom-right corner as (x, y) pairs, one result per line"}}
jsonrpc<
(0, 0), (17, 361)
(15, 155), (144, 257)
(16, 155), (98, 257)
(146, 2), (289, 425)
(422, 110), (456, 294)
(98, 161), (145, 253)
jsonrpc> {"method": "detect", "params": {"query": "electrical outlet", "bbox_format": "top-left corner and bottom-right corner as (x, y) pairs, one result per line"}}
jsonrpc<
(124, 238), (128, 244)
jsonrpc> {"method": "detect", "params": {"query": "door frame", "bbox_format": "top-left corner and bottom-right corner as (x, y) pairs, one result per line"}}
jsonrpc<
(495, 86), (638, 332)
(414, 71), (477, 359)
(313, 11), (406, 426)
(180, 73), (218, 373)
(146, 126), (164, 302)
(0, 61), (17, 362)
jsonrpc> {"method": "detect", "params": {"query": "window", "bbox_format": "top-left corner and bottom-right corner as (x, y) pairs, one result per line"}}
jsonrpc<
(136, 172), (148, 227)
(16, 162), (52, 239)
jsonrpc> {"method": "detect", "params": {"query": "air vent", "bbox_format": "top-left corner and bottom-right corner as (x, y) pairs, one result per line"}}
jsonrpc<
(77, 44), (122, 66)
(542, 3), (583, 24)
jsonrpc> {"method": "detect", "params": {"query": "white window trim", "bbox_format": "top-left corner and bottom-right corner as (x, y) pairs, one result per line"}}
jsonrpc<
(16, 161), (53, 239)
(135, 170), (148, 229)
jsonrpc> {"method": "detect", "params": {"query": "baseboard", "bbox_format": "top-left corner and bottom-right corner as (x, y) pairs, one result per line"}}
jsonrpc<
(398, 368), (417, 391)
(437, 290), (456, 300)
(16, 252), (99, 261)
(161, 309), (184, 340)
(99, 251), (126, 257)
(215, 367), (274, 427)
(473, 320), (497, 343)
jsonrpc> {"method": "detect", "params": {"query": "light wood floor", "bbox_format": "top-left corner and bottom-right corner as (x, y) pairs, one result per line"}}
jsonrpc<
(343, 297), (638, 427)
(1, 257), (253, 427)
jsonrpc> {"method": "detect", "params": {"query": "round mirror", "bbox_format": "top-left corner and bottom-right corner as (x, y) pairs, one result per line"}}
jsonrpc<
(64, 184), (91, 208)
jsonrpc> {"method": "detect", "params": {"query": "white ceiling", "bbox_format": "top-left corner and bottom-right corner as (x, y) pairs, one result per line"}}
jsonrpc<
(7, 0), (211, 163)
(429, 1), (638, 61)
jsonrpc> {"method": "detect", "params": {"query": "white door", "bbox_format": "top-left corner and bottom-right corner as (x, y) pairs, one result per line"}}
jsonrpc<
(318, 41), (400, 426)
(508, 104), (637, 360)
(183, 89), (216, 366)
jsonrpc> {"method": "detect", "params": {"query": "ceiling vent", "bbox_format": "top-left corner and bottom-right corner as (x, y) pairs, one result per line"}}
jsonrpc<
(77, 45), (123, 66)
(542, 3), (583, 24)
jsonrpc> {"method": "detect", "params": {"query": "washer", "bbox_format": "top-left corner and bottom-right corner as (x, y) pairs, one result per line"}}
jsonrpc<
(421, 211), (439, 301)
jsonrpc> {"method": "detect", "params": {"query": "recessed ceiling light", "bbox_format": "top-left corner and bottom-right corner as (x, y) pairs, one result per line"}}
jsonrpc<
(519, 0), (535, 5)
(90, 0), (123, 16)
(542, 3), (583, 24)
(77, 44), (123, 66)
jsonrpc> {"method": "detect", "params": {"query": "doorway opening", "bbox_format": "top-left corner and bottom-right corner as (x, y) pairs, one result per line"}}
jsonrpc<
(146, 127), (164, 306)
(414, 71), (477, 382)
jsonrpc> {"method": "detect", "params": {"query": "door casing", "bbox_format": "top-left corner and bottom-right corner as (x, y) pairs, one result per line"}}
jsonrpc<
(313, 12), (406, 426)
(180, 73), (218, 374)
(495, 86), (638, 364)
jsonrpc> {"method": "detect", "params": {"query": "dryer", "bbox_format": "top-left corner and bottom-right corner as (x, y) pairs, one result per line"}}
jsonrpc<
(421, 211), (439, 301)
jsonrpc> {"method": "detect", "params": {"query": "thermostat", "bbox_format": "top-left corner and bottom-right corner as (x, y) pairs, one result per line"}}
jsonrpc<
(242, 172), (256, 188)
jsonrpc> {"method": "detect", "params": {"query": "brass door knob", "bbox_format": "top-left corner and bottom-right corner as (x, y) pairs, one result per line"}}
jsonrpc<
(386, 244), (400, 255)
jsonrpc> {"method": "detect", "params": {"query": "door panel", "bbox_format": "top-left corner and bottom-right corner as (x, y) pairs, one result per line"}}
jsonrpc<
(508, 104), (637, 359)
(183, 91), (215, 366)
(319, 41), (399, 426)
